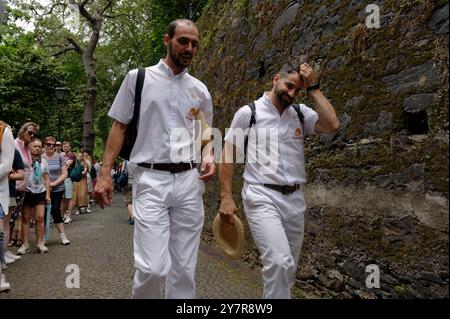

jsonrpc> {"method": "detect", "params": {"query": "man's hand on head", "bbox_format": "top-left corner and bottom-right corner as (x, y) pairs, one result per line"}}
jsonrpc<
(299, 63), (318, 89)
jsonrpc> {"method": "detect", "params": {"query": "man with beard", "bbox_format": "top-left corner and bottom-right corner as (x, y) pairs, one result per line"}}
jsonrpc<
(219, 62), (339, 298)
(94, 19), (215, 299)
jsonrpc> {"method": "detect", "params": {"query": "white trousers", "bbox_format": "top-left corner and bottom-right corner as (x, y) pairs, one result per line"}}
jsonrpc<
(242, 183), (306, 299)
(131, 167), (205, 299)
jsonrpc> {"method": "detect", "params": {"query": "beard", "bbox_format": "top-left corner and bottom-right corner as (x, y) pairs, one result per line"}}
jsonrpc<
(168, 42), (193, 69)
(274, 87), (293, 109)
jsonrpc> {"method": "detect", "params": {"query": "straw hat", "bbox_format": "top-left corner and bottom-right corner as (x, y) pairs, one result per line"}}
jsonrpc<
(213, 212), (245, 260)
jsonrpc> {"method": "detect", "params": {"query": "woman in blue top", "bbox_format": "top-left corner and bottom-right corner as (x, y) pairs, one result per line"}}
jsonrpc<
(43, 136), (70, 246)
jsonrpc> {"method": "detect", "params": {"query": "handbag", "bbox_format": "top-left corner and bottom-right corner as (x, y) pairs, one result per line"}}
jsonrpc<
(117, 170), (128, 187)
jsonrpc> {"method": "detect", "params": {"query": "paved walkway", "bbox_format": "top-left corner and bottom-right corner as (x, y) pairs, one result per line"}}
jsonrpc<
(0, 194), (264, 299)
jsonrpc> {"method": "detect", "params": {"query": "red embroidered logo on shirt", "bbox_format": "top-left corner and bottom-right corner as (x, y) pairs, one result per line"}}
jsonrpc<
(293, 127), (302, 139)
(186, 107), (198, 120)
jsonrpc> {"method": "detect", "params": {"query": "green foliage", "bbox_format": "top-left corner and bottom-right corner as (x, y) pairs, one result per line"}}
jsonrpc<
(235, 0), (248, 12)
(102, 0), (196, 69)
(394, 284), (408, 298)
(1, 0), (211, 156)
(0, 30), (65, 137)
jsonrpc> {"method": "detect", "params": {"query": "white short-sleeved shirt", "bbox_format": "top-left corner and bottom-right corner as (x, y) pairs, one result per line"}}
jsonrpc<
(0, 126), (15, 213)
(224, 93), (318, 185)
(108, 60), (213, 164)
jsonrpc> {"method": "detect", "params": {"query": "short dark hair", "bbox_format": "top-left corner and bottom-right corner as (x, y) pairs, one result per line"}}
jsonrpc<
(278, 62), (299, 78)
(166, 19), (196, 38)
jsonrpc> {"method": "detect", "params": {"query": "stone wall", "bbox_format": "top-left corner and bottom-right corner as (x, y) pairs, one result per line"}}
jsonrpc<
(192, 0), (449, 298)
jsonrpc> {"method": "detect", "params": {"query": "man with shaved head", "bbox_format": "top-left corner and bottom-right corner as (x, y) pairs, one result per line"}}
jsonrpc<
(95, 19), (215, 299)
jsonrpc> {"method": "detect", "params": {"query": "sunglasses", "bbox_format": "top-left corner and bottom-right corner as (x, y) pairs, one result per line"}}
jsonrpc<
(27, 131), (36, 136)
(46, 143), (56, 147)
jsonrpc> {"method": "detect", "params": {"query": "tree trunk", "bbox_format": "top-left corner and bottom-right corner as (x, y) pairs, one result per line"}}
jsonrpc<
(81, 18), (102, 155)
(83, 76), (96, 155)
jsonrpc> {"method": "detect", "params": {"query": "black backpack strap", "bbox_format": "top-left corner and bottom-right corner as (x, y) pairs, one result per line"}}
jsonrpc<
(248, 102), (256, 128)
(132, 68), (145, 128)
(119, 68), (145, 160)
(291, 103), (305, 126)
(244, 101), (256, 159)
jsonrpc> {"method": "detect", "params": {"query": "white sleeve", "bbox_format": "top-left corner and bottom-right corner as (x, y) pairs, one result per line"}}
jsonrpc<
(108, 69), (138, 125)
(224, 106), (252, 153)
(0, 127), (15, 179)
(198, 84), (213, 127)
(299, 104), (319, 136)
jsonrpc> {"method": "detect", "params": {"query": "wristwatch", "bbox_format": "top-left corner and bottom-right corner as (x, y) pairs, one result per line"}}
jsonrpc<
(306, 83), (320, 92)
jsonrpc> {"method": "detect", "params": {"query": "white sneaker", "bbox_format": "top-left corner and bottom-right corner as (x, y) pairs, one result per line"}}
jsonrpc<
(86, 207), (92, 213)
(5, 251), (21, 260)
(61, 234), (71, 245)
(0, 274), (11, 293)
(63, 216), (72, 224)
(1, 263), (7, 270)
(4, 255), (15, 265)
(36, 242), (48, 254)
(17, 243), (30, 255)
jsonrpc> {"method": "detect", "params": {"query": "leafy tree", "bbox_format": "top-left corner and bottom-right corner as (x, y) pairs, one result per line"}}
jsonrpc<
(3, 0), (210, 156)
(0, 7), (65, 137)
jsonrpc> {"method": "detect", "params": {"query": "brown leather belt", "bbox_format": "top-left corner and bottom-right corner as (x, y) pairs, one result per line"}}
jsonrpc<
(263, 184), (300, 195)
(137, 162), (196, 174)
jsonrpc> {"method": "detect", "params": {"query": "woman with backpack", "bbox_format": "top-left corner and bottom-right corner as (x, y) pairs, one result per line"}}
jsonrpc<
(72, 152), (90, 214)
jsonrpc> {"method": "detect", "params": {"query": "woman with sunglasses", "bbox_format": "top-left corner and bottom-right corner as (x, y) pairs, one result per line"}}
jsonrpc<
(11, 122), (40, 248)
(14, 122), (39, 171)
(43, 136), (70, 245)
